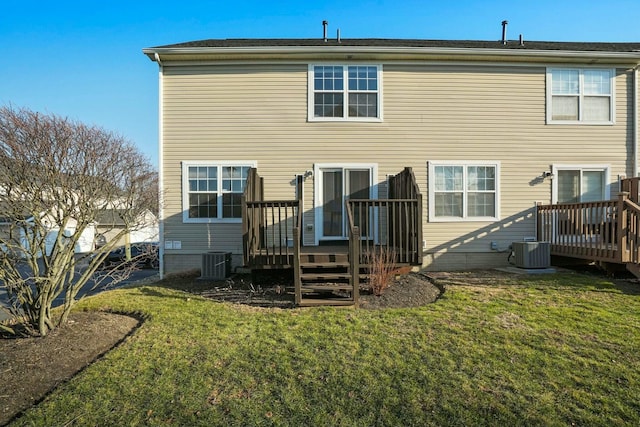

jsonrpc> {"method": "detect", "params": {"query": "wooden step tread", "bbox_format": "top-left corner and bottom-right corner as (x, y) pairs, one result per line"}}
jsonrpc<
(301, 273), (351, 280)
(301, 262), (350, 269)
(298, 298), (355, 307)
(301, 284), (354, 292)
(300, 255), (349, 262)
(300, 251), (348, 256)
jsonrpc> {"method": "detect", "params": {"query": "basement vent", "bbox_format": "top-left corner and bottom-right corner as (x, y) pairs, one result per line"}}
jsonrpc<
(512, 241), (550, 269)
(201, 252), (232, 280)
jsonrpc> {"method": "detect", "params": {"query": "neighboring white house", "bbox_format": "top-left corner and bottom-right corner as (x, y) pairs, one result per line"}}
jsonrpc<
(94, 209), (159, 247)
(0, 209), (158, 257)
(0, 213), (95, 257)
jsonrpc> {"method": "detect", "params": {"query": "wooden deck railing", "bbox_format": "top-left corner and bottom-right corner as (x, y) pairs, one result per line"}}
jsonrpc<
(621, 178), (640, 203)
(243, 199), (300, 267)
(347, 199), (422, 264)
(243, 167), (422, 269)
(242, 168), (302, 268)
(388, 167), (423, 264)
(537, 200), (618, 262)
(620, 195), (640, 265)
(536, 192), (640, 265)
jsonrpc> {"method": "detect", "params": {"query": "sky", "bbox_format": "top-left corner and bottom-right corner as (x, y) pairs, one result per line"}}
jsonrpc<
(1, 0), (639, 167)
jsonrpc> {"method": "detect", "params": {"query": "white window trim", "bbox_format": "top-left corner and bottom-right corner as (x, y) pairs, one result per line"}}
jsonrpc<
(313, 163), (379, 245)
(181, 160), (257, 224)
(546, 67), (616, 125)
(428, 160), (501, 222)
(308, 64), (383, 122)
(551, 164), (611, 204)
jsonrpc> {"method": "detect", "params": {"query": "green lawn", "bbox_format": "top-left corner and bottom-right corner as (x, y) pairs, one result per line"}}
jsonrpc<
(11, 272), (640, 426)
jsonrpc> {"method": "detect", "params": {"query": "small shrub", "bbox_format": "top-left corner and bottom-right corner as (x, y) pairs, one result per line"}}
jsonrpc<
(366, 246), (397, 296)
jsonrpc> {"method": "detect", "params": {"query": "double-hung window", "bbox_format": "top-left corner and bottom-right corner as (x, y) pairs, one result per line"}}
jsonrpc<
(428, 161), (500, 222)
(182, 161), (256, 223)
(547, 68), (614, 124)
(309, 65), (382, 121)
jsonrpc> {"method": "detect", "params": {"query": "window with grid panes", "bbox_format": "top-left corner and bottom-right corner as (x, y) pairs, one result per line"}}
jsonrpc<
(547, 68), (614, 124)
(429, 162), (500, 221)
(183, 163), (253, 222)
(310, 65), (381, 120)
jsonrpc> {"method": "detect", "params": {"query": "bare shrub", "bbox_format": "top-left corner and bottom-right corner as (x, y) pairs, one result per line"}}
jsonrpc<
(366, 246), (397, 296)
(0, 106), (157, 336)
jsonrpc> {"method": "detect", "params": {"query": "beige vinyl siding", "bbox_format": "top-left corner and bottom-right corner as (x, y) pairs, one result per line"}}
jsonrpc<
(160, 62), (633, 270)
(162, 64), (309, 259)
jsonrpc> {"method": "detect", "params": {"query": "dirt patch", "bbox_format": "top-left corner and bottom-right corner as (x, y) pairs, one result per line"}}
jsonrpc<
(0, 312), (140, 425)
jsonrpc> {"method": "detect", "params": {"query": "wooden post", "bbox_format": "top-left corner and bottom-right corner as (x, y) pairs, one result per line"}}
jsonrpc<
(416, 194), (423, 264)
(296, 175), (304, 247)
(293, 227), (302, 306)
(241, 194), (248, 266)
(535, 202), (542, 241)
(617, 192), (629, 263)
(351, 226), (360, 306)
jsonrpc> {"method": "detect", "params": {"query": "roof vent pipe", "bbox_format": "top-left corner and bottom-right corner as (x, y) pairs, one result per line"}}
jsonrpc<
(337, 28), (341, 43)
(501, 20), (508, 45)
(323, 20), (328, 42)
(519, 34), (524, 46)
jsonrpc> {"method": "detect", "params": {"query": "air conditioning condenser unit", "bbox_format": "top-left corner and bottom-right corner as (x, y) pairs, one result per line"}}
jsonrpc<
(201, 252), (232, 280)
(511, 241), (550, 269)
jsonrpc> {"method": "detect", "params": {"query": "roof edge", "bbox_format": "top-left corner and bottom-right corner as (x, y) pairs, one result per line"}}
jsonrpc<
(143, 45), (640, 63)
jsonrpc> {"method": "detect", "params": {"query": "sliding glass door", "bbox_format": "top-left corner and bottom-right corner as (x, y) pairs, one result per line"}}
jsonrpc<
(319, 166), (373, 240)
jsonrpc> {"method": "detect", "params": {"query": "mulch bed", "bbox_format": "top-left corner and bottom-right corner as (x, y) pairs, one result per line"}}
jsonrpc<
(194, 271), (444, 309)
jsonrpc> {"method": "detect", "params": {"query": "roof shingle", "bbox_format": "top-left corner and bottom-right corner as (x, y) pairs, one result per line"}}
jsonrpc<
(150, 38), (640, 52)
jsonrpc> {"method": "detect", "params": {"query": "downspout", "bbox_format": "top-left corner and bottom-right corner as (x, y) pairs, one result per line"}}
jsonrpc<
(155, 52), (165, 279)
(634, 65), (639, 178)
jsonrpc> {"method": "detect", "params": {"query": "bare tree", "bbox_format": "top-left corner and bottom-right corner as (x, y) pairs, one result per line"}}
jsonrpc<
(0, 106), (157, 336)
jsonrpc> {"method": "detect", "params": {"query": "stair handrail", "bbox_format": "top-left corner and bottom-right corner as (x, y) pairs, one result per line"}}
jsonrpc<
(346, 201), (360, 305)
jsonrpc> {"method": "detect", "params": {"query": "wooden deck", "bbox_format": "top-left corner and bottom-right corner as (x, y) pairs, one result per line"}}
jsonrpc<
(537, 178), (640, 277)
(242, 167), (423, 306)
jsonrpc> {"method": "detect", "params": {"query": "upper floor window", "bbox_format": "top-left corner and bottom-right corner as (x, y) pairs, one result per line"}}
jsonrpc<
(547, 68), (614, 124)
(309, 65), (382, 121)
(428, 161), (500, 222)
(182, 161), (256, 223)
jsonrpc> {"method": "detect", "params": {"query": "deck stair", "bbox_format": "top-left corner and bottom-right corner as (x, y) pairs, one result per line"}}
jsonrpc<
(295, 252), (364, 306)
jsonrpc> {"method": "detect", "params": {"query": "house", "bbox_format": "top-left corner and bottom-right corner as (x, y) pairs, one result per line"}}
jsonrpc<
(143, 34), (640, 284)
(0, 209), (158, 258)
(94, 209), (159, 248)
(0, 213), (95, 256)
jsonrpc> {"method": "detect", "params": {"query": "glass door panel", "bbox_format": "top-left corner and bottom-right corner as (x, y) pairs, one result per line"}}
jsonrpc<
(557, 170), (580, 203)
(348, 170), (371, 238)
(322, 170), (343, 237)
(320, 167), (372, 240)
(582, 171), (605, 202)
